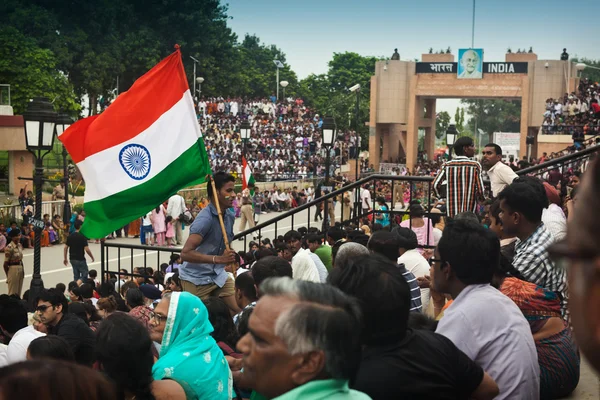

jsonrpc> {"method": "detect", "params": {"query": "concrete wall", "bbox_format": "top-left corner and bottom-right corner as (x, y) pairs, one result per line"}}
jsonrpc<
(0, 115), (32, 195)
(369, 52), (580, 170)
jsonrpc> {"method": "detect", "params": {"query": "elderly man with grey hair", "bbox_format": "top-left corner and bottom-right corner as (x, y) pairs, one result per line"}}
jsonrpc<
(334, 242), (370, 269)
(235, 277), (371, 399)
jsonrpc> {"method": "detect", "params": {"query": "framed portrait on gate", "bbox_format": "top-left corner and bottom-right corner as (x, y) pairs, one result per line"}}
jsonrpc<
(457, 48), (483, 79)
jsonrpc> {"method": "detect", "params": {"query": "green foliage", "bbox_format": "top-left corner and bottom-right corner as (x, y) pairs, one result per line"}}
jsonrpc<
(0, 26), (80, 115)
(73, 204), (84, 214)
(435, 111), (451, 139)
(571, 57), (600, 84)
(460, 99), (521, 135)
(454, 107), (465, 133)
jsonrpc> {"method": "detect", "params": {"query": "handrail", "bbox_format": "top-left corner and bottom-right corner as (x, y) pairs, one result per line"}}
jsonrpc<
(516, 144), (600, 175)
(233, 174), (434, 239)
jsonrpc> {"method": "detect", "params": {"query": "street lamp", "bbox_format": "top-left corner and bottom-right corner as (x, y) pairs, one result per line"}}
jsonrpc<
(196, 77), (204, 97)
(349, 83), (361, 221)
(240, 120), (251, 160)
(190, 56), (200, 100)
(321, 117), (336, 230)
(446, 124), (458, 161)
(55, 112), (72, 225)
(280, 80), (289, 99)
(22, 97), (58, 308)
(273, 60), (284, 100)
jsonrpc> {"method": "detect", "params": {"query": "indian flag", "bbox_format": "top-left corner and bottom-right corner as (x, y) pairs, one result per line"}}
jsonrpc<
(59, 48), (211, 238)
(242, 155), (255, 190)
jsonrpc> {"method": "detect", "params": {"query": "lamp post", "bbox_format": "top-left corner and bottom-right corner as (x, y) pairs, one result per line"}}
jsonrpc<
(446, 124), (458, 161)
(55, 113), (72, 225)
(321, 117), (336, 230)
(349, 84), (361, 221)
(280, 80), (289, 99)
(190, 56), (200, 100)
(240, 120), (251, 161)
(22, 97), (58, 308)
(196, 77), (204, 98)
(273, 60), (284, 100)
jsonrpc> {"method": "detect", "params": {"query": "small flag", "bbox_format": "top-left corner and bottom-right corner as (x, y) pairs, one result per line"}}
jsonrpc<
(59, 48), (212, 238)
(242, 155), (255, 190)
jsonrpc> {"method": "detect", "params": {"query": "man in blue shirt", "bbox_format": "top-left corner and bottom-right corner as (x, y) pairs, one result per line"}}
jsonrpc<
(180, 172), (241, 314)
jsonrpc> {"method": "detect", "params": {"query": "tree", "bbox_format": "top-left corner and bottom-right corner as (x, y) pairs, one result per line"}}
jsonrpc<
(454, 107), (465, 133)
(435, 111), (451, 139)
(571, 57), (600, 84)
(0, 26), (79, 115)
(461, 99), (521, 135)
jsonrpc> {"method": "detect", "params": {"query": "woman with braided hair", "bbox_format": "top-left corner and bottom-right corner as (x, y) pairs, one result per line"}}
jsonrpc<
(96, 313), (186, 400)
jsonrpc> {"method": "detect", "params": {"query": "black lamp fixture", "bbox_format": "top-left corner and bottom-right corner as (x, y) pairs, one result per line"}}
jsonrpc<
(446, 124), (458, 161)
(321, 116), (337, 147)
(23, 97), (58, 151)
(240, 120), (251, 141)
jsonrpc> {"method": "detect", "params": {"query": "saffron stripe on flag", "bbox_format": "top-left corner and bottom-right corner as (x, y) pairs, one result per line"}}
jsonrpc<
(60, 51), (188, 163)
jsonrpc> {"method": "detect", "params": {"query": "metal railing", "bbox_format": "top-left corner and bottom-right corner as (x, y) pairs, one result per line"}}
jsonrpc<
(0, 200), (69, 222)
(99, 145), (599, 278)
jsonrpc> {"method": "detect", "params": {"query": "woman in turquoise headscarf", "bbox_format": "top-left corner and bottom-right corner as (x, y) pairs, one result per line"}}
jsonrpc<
(150, 291), (233, 400)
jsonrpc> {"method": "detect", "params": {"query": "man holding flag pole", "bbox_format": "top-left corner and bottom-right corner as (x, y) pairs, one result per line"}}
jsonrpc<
(58, 45), (240, 312)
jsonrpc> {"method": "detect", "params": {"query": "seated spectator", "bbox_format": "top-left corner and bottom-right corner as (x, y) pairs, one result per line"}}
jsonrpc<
(400, 204), (434, 253)
(204, 297), (241, 358)
(433, 219), (540, 399)
(0, 295), (44, 366)
(126, 287), (154, 331)
(333, 242), (370, 270)
(35, 288), (96, 366)
(367, 231), (422, 313)
(283, 230), (320, 282)
(498, 178), (567, 317)
(233, 272), (258, 326)
(235, 277), (370, 399)
(394, 227), (431, 309)
(96, 313), (186, 400)
(0, 360), (117, 400)
(150, 292), (233, 399)
(26, 336), (74, 362)
(306, 233), (332, 271)
(329, 253), (499, 400)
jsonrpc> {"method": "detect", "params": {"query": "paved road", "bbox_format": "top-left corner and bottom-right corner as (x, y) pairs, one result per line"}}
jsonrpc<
(0, 203), (343, 292)
(1, 204), (597, 398)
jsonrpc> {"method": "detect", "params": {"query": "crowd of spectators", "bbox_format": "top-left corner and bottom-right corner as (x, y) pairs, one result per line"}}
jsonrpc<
(198, 97), (360, 182)
(541, 78), (600, 138)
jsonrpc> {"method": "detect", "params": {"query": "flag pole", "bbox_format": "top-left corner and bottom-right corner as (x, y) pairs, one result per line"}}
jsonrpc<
(207, 175), (238, 277)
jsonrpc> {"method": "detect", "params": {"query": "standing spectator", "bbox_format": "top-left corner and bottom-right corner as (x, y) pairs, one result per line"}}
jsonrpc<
(3, 229), (24, 297)
(433, 220), (540, 400)
(63, 220), (94, 282)
(433, 137), (485, 217)
(167, 193), (186, 245)
(481, 143), (518, 197)
(360, 184), (372, 216)
(239, 188), (256, 235)
(35, 288), (96, 366)
(152, 204), (167, 247)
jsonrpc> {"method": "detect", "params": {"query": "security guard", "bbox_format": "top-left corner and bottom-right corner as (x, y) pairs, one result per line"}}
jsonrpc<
(4, 229), (24, 296)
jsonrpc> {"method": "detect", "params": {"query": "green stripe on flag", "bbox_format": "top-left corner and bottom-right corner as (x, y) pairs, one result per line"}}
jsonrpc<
(81, 138), (212, 238)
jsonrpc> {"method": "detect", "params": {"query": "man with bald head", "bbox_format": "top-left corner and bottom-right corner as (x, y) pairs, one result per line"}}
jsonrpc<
(459, 49), (482, 79)
(551, 159), (600, 374)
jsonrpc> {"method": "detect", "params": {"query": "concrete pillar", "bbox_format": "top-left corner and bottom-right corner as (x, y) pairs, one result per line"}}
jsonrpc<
(368, 125), (381, 170)
(405, 76), (420, 171)
(519, 75), (530, 159)
(9, 150), (33, 196)
(381, 126), (390, 163)
(424, 127), (435, 160)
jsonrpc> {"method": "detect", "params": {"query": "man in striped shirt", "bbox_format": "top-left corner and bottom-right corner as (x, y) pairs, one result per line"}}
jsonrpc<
(433, 137), (485, 218)
(367, 231), (422, 313)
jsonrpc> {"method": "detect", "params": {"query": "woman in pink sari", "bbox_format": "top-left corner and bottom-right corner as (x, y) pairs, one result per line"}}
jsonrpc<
(400, 203), (434, 254)
(151, 204), (167, 246)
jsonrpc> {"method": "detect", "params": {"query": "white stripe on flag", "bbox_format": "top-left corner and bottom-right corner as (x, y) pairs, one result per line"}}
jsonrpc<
(78, 91), (199, 202)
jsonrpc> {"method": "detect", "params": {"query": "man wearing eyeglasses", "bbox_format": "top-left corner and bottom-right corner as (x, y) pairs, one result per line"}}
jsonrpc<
(35, 288), (95, 366)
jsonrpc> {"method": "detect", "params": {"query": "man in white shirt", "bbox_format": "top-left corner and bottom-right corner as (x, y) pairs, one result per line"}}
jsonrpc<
(481, 144), (518, 197)
(283, 230), (320, 282)
(167, 193), (186, 245)
(360, 184), (372, 216)
(433, 219), (540, 400)
(0, 297), (45, 367)
(395, 227), (431, 309)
